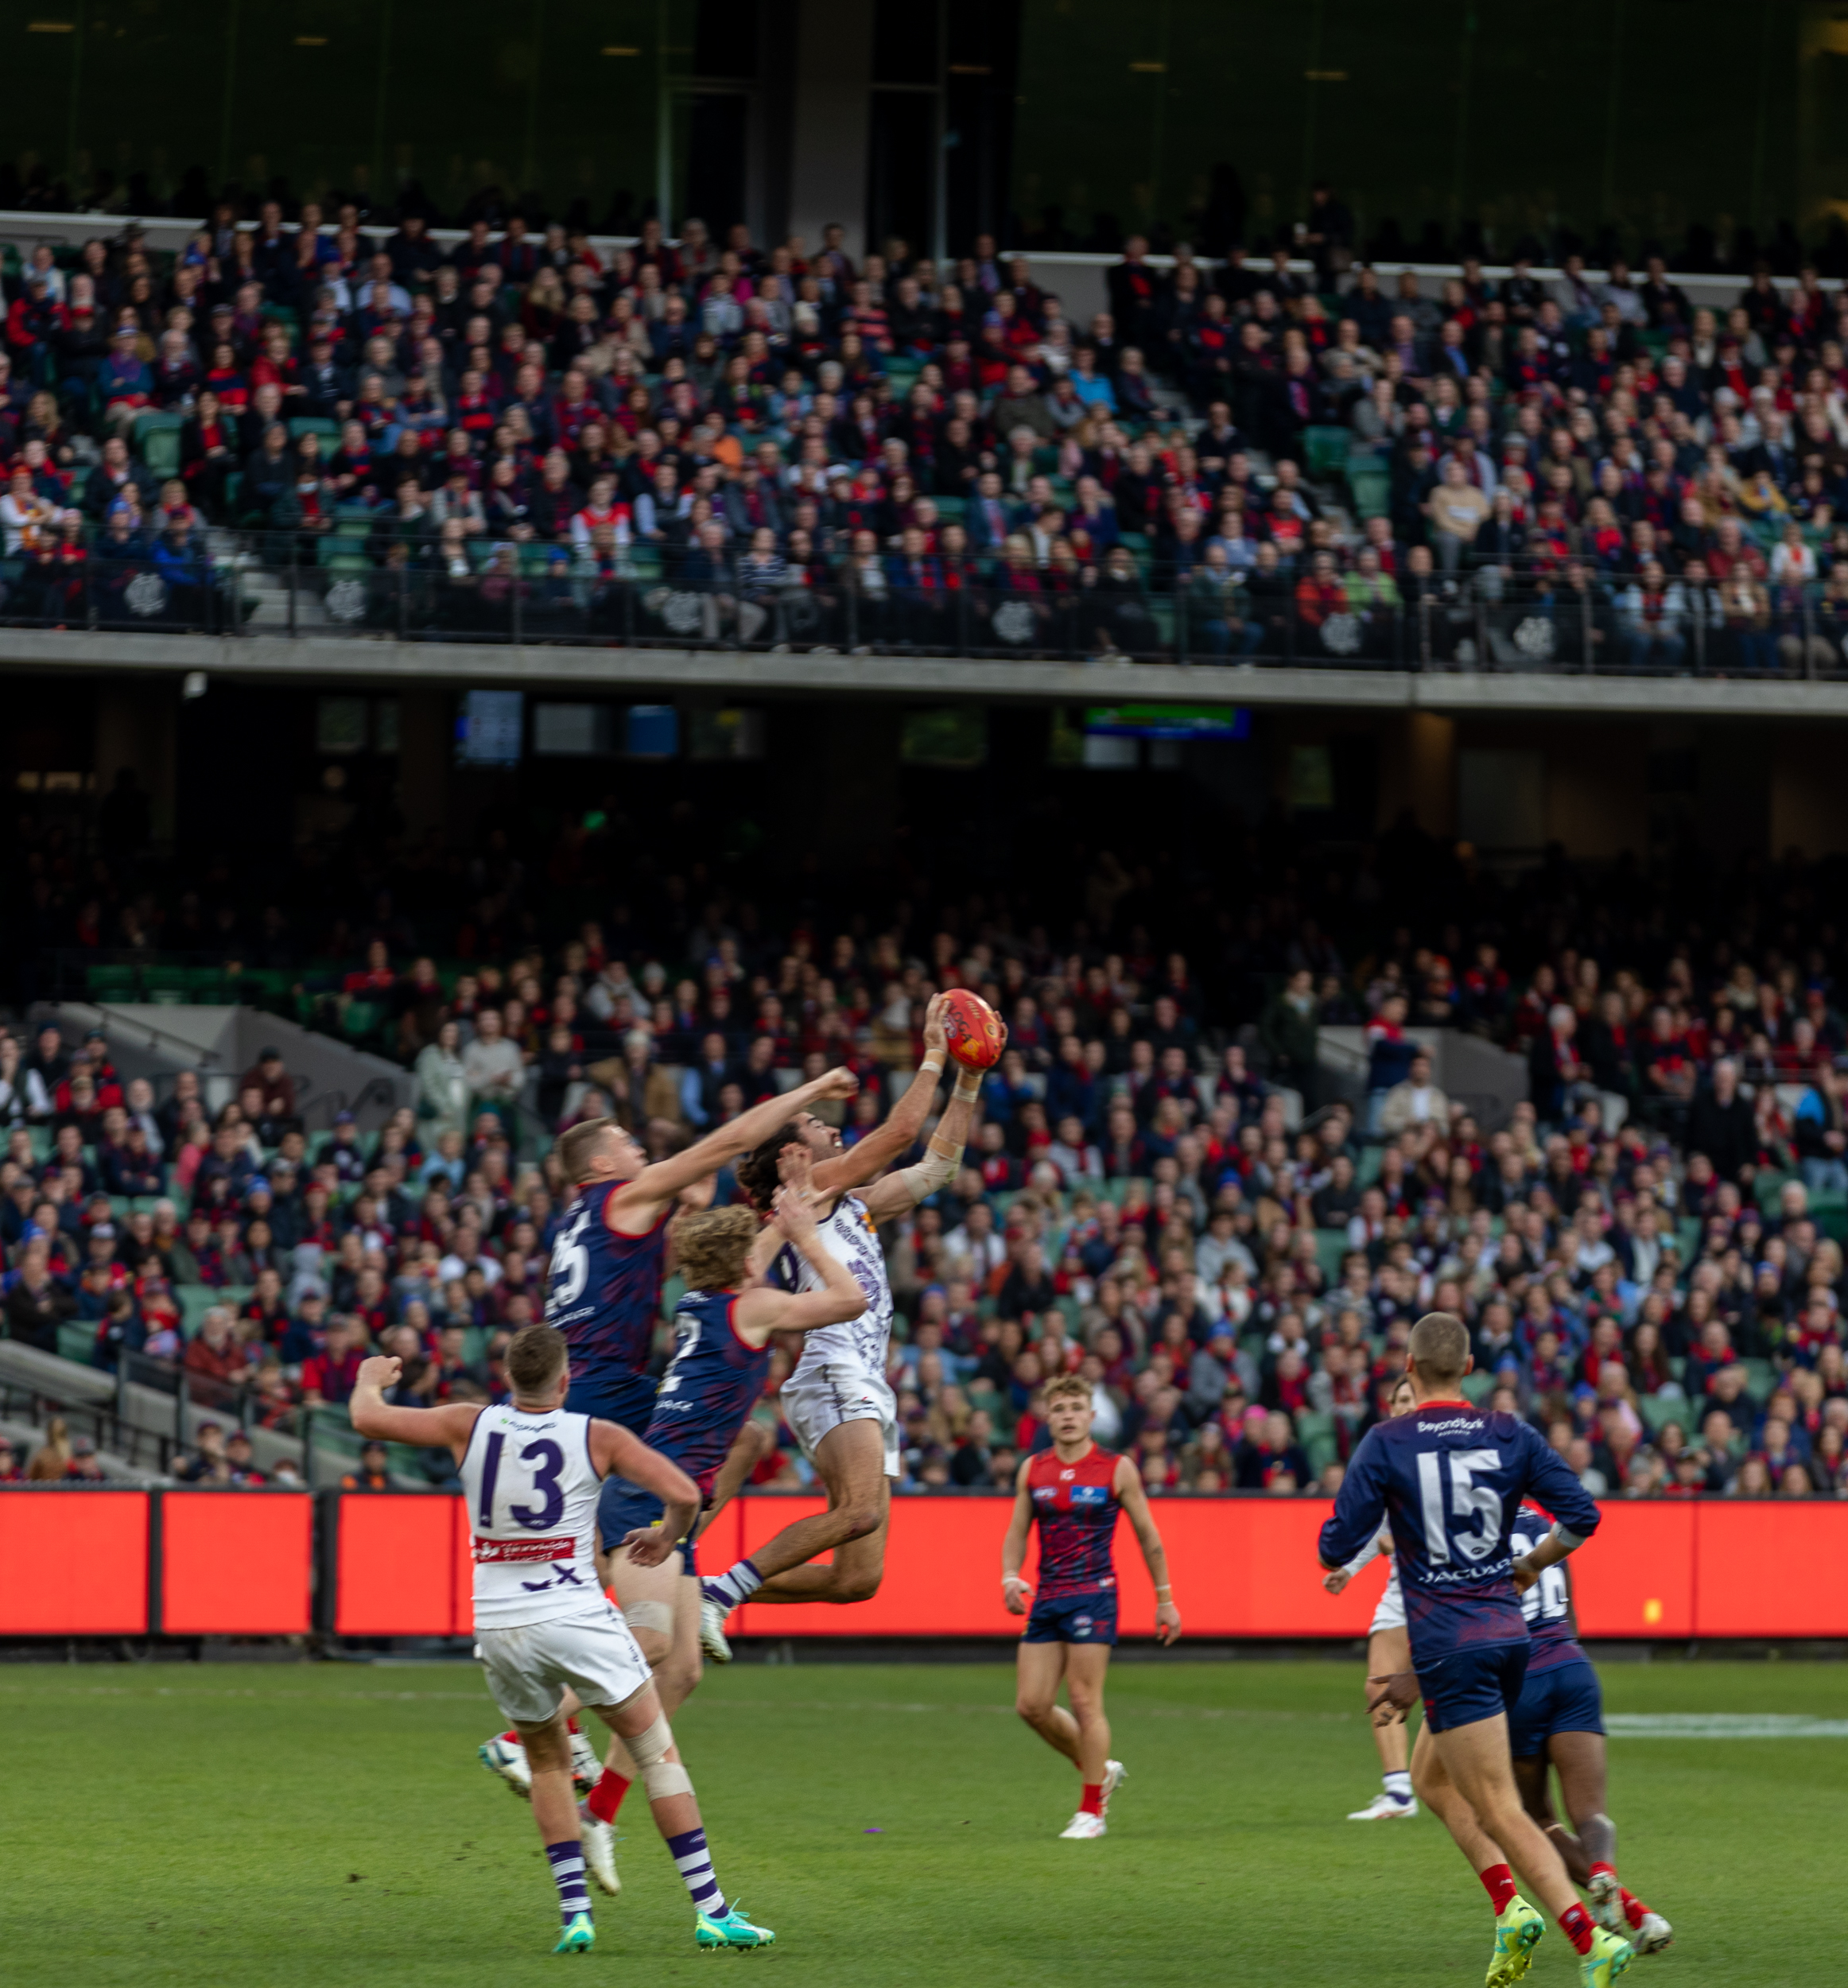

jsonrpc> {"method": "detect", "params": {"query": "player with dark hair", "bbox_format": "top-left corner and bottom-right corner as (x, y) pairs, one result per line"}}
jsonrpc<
(351, 1323), (773, 1955)
(696, 995), (988, 1659)
(1319, 1312), (1634, 1988)
(476, 1066), (855, 1802)
(573, 1188), (868, 1862)
(1506, 1502), (1673, 1954)
(1001, 1371), (1181, 1838)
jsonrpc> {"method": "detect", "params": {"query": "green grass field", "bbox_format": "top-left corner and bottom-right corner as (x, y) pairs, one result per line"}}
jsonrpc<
(5, 1655), (1841, 1986)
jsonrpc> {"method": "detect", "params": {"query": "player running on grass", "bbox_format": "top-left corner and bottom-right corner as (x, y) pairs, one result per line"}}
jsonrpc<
(696, 996), (985, 1658)
(574, 1189), (870, 1851)
(1322, 1373), (1421, 1820)
(1319, 1311), (1636, 1988)
(478, 1065), (858, 1800)
(1002, 1372), (1181, 1839)
(1506, 1501), (1673, 1954)
(351, 1323), (774, 1955)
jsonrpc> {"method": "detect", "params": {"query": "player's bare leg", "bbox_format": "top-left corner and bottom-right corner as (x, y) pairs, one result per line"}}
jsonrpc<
(1016, 1640), (1082, 1764)
(512, 1709), (599, 1951)
(1525, 1734), (1671, 1953)
(1413, 1720), (1511, 1872)
(1017, 1641), (1120, 1839)
(1427, 1716), (1631, 1983)
(480, 1689), (600, 1802)
(701, 1420), (890, 1649)
(1351, 1625), (1416, 1819)
(577, 1679), (774, 1947)
(1414, 1721), (1547, 1986)
(573, 1550), (706, 1881)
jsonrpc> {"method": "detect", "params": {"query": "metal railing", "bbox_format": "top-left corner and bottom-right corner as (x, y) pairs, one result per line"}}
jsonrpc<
(9, 533), (1844, 679)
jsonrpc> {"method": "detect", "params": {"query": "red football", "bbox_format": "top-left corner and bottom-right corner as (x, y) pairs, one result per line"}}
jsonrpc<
(941, 988), (1005, 1071)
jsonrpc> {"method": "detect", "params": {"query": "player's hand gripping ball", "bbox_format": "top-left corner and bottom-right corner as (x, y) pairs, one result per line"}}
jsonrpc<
(941, 988), (1005, 1071)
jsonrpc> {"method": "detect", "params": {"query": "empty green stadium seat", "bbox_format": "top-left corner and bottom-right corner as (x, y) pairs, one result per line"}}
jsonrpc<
(1303, 425), (1351, 479)
(87, 964), (140, 1000)
(1640, 1393), (1691, 1436)
(134, 411), (184, 479)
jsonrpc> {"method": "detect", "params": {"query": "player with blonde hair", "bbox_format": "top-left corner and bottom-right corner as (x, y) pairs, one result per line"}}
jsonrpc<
(1002, 1371), (1182, 1839)
(573, 1186), (870, 1859)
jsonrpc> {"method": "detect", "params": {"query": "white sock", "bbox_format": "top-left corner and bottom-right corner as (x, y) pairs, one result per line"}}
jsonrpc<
(1384, 1771), (1412, 1801)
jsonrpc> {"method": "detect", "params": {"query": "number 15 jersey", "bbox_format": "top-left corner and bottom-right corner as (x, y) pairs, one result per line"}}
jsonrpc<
(460, 1403), (604, 1629)
(1318, 1400), (1600, 1671)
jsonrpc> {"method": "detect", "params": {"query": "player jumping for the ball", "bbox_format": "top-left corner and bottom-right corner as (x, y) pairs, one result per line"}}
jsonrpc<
(1002, 1371), (1181, 1837)
(696, 992), (987, 1659)
(1319, 1311), (1635, 1988)
(577, 1190), (871, 1844)
(477, 1065), (857, 1811)
(351, 1324), (775, 1955)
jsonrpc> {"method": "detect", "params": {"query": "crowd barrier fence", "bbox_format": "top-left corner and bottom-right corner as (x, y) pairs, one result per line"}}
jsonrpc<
(2, 1488), (1842, 1642)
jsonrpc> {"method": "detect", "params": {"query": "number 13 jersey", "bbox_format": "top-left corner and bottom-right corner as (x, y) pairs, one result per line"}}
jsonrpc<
(460, 1404), (605, 1628)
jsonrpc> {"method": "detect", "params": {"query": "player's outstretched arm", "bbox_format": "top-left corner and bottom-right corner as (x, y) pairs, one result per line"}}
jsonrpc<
(859, 1058), (985, 1221)
(1115, 1454), (1182, 1644)
(733, 1186), (869, 1340)
(593, 1421), (700, 1564)
(1000, 1455), (1035, 1617)
(617, 1066), (861, 1228)
(349, 1355), (483, 1456)
(810, 993), (957, 1196)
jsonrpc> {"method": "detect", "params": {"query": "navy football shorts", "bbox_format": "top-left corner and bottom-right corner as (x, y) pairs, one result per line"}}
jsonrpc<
(597, 1480), (700, 1578)
(1508, 1657), (1605, 1758)
(565, 1367), (656, 1435)
(1417, 1640), (1530, 1734)
(1024, 1589), (1119, 1646)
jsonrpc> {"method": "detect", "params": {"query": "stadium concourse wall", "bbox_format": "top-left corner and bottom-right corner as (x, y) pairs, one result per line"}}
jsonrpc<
(2, 1489), (1846, 1644)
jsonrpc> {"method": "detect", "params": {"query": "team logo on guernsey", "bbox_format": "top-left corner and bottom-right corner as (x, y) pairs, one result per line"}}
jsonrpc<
(472, 1535), (576, 1563)
(1070, 1485), (1109, 1505)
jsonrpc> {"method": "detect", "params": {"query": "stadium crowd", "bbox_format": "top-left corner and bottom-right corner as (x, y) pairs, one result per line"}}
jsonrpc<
(4, 872), (1848, 1504)
(5, 210), (1848, 662)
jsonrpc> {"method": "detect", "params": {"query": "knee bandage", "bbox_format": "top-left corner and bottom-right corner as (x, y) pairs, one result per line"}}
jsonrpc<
(623, 1599), (676, 1637)
(625, 1710), (693, 1800)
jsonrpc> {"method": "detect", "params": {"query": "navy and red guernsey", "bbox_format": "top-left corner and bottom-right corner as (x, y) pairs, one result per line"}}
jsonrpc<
(1318, 1400), (1599, 1670)
(1027, 1442), (1121, 1597)
(545, 1179), (670, 1431)
(643, 1289), (772, 1501)
(1510, 1498), (1588, 1675)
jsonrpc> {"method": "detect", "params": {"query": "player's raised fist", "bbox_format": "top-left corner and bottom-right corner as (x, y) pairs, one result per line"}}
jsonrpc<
(815, 1066), (860, 1100)
(356, 1354), (402, 1390)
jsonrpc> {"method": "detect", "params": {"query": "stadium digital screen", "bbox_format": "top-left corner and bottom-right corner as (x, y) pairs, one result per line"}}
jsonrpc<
(454, 689), (525, 766)
(1084, 704), (1251, 740)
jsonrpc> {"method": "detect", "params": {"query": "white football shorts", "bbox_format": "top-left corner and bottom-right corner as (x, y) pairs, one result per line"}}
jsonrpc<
(475, 1602), (651, 1726)
(780, 1360), (900, 1480)
(1369, 1564), (1406, 1637)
